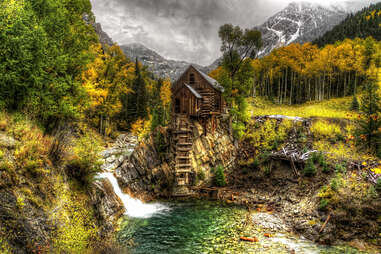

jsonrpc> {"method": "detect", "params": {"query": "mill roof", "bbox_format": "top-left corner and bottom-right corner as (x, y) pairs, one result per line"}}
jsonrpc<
(191, 65), (225, 93)
(184, 83), (202, 99)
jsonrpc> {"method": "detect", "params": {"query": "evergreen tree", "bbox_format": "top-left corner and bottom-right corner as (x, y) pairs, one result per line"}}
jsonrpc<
(356, 78), (381, 155)
(135, 58), (148, 120)
(151, 79), (165, 131)
(350, 95), (360, 111)
(314, 3), (381, 46)
(124, 58), (148, 126)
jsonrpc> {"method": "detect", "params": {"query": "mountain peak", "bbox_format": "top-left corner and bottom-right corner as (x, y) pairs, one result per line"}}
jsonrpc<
(256, 1), (348, 57)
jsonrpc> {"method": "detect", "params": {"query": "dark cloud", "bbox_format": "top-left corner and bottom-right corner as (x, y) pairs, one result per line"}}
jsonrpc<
(90, 0), (378, 65)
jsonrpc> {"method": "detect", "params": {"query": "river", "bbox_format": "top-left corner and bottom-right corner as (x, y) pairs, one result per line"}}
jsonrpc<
(117, 201), (366, 254)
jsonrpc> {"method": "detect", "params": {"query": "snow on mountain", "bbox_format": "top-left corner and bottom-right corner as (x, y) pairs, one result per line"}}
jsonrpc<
(120, 43), (209, 81)
(95, 1), (351, 80)
(256, 1), (347, 57)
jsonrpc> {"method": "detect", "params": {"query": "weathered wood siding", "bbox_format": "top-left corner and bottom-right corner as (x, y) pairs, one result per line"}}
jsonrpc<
(173, 85), (199, 117)
(172, 66), (225, 115)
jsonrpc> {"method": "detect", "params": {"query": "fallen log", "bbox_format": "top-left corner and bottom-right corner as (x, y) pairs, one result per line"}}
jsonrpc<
(319, 213), (331, 233)
(240, 236), (259, 242)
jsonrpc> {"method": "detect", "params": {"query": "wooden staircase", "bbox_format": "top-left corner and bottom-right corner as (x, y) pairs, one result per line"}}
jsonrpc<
(173, 115), (194, 196)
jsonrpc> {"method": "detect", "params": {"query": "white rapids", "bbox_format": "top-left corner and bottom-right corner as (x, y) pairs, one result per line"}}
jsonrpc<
(98, 172), (169, 219)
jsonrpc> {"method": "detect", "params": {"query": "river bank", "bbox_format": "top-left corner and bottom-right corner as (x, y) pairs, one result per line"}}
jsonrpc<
(100, 116), (381, 253)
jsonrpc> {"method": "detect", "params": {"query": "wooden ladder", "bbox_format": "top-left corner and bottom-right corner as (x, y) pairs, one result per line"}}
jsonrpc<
(173, 115), (193, 194)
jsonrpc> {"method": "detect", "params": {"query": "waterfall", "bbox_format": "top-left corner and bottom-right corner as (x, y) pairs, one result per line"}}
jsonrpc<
(99, 173), (169, 219)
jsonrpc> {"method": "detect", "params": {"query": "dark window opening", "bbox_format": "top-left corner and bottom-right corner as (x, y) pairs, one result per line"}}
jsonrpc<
(215, 97), (220, 111)
(175, 98), (180, 113)
(189, 73), (195, 85)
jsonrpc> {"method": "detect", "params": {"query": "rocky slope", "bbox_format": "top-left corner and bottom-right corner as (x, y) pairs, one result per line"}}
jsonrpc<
(112, 117), (237, 200)
(120, 43), (212, 81)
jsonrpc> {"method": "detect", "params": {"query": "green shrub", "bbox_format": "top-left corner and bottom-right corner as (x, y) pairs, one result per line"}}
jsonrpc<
(263, 166), (272, 176)
(252, 158), (260, 169)
(319, 198), (329, 210)
(65, 131), (103, 190)
(214, 165), (226, 187)
(303, 159), (317, 177)
(322, 161), (330, 173)
(334, 163), (346, 174)
(232, 122), (246, 140)
(350, 95), (360, 111)
(154, 131), (168, 162)
(197, 170), (206, 181)
(312, 152), (325, 166)
(368, 185), (378, 198)
(376, 179), (381, 193)
(0, 236), (12, 254)
(330, 178), (338, 191)
(272, 139), (279, 150)
(259, 151), (270, 163)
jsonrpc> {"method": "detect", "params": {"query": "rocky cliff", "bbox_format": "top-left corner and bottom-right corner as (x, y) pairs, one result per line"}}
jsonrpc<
(112, 117), (237, 200)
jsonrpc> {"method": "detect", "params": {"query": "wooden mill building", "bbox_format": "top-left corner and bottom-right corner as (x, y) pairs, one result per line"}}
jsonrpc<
(171, 65), (226, 196)
(172, 65), (226, 118)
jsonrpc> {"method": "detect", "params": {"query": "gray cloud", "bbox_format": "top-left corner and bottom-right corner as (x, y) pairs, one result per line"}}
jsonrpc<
(90, 0), (379, 65)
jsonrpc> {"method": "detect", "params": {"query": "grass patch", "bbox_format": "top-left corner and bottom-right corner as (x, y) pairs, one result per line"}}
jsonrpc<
(249, 97), (354, 119)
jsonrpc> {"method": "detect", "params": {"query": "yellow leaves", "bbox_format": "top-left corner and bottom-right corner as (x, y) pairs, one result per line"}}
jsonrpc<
(1, 0), (25, 22)
(371, 167), (381, 174)
(160, 79), (172, 107)
(311, 120), (341, 139)
(362, 161), (368, 166)
(131, 116), (152, 140)
(209, 66), (225, 80)
(52, 186), (99, 253)
(80, 43), (135, 125)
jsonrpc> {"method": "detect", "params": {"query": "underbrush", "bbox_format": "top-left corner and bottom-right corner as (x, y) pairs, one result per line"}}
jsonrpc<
(0, 113), (106, 253)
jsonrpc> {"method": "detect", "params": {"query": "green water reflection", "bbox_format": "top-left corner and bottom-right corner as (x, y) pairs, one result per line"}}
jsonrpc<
(117, 201), (367, 254)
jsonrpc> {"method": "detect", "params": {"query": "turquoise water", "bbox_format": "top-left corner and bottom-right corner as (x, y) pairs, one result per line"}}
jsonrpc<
(117, 201), (367, 254)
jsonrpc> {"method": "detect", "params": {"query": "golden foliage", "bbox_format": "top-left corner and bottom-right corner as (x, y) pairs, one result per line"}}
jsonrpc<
(160, 78), (172, 108)
(310, 120), (341, 140)
(131, 116), (152, 140)
(51, 181), (98, 254)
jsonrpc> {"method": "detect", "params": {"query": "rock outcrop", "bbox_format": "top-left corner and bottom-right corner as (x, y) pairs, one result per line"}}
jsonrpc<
(114, 117), (237, 199)
(90, 178), (125, 236)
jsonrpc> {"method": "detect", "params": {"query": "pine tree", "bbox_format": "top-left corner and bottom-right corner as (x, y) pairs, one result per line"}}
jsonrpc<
(124, 58), (148, 126)
(356, 78), (381, 155)
(350, 95), (360, 111)
(134, 58), (148, 120)
(151, 79), (165, 131)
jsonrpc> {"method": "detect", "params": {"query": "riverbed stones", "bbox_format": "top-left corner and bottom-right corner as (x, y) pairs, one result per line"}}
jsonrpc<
(252, 213), (291, 232)
(101, 134), (138, 172)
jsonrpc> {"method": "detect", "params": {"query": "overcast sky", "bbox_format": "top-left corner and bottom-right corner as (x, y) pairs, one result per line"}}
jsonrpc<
(90, 0), (378, 66)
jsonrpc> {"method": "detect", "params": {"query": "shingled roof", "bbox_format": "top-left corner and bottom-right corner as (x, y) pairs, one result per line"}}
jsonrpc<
(191, 65), (225, 93)
(184, 83), (202, 99)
